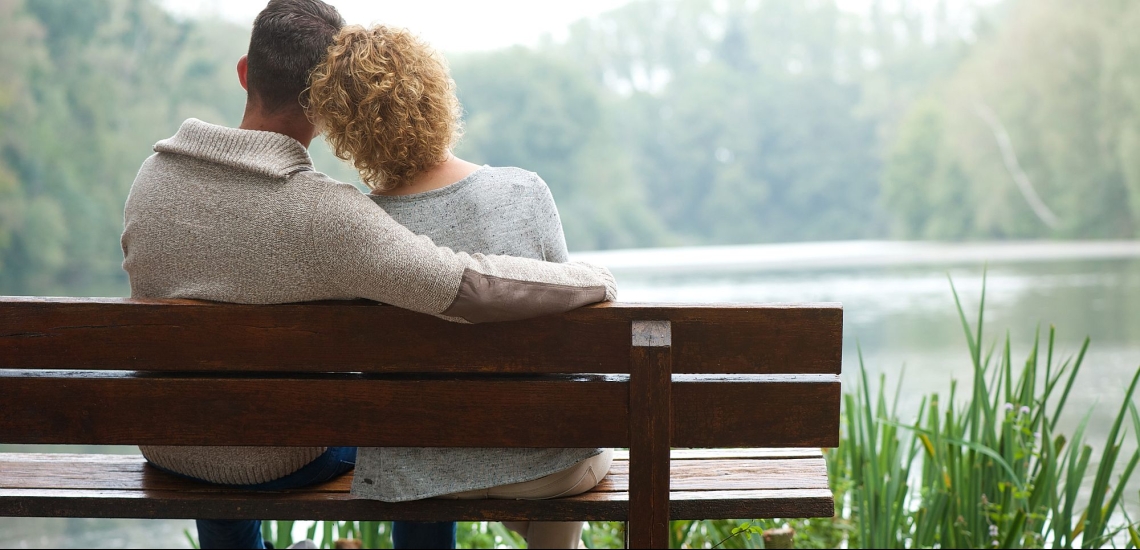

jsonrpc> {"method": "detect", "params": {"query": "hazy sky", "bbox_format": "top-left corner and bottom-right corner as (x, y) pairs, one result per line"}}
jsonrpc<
(160, 0), (991, 53)
(160, 0), (636, 52)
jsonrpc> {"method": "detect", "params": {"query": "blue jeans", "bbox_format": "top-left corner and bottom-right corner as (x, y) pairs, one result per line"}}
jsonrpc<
(155, 447), (456, 549)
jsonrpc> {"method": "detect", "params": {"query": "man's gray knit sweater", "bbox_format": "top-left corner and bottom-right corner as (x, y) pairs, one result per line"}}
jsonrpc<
(122, 119), (616, 486)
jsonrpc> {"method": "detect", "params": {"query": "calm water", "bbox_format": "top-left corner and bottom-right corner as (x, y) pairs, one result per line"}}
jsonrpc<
(3, 241), (1140, 548)
(604, 253), (1140, 429)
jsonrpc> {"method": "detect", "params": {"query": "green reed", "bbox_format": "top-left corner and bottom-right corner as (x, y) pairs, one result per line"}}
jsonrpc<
(234, 276), (1140, 549)
(827, 274), (1140, 549)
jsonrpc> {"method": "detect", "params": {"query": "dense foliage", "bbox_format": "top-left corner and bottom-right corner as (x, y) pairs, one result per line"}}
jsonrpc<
(883, 0), (1140, 240)
(2, 0), (1139, 294)
(0, 0), (249, 294)
(452, 0), (966, 248)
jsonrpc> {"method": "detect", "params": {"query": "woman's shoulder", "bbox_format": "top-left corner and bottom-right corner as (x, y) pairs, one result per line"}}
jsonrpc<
(466, 166), (558, 213)
(467, 167), (561, 221)
(472, 166), (549, 192)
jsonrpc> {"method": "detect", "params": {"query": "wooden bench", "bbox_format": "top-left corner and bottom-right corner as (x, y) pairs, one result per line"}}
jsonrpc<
(0, 298), (842, 548)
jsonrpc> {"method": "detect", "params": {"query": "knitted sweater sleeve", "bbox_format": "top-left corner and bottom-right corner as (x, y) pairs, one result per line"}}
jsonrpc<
(308, 179), (617, 323)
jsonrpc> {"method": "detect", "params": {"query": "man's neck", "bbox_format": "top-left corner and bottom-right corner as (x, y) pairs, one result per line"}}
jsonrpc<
(239, 103), (316, 149)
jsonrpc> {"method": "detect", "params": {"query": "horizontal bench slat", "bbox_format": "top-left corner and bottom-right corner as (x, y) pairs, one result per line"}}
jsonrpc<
(0, 453), (835, 521)
(0, 299), (842, 375)
(611, 448), (824, 460)
(0, 373), (839, 448)
(0, 455), (830, 493)
(0, 489), (834, 522)
(0, 448), (826, 464)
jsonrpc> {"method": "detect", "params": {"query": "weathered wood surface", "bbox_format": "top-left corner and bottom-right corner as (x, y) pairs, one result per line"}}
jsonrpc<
(0, 372), (839, 448)
(628, 320), (672, 548)
(0, 298), (842, 375)
(0, 452), (835, 521)
(0, 454), (831, 492)
(0, 298), (843, 533)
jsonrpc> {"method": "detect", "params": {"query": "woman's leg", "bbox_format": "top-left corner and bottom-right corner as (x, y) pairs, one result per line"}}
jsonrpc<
(442, 450), (614, 549)
(442, 449), (614, 500)
(501, 521), (586, 549)
(482, 449), (613, 500)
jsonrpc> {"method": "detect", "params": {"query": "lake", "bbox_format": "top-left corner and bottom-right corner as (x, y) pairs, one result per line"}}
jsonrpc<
(577, 240), (1140, 430)
(3, 240), (1140, 548)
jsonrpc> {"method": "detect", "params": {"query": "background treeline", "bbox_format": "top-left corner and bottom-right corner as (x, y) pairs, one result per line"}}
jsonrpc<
(1, 0), (1137, 295)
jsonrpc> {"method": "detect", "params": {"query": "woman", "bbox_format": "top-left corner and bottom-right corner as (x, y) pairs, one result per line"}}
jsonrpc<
(307, 25), (613, 549)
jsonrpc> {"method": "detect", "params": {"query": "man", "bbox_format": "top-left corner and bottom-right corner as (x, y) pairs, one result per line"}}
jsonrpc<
(119, 1), (617, 548)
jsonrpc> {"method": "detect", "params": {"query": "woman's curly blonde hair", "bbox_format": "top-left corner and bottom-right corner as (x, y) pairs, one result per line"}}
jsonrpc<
(308, 25), (463, 191)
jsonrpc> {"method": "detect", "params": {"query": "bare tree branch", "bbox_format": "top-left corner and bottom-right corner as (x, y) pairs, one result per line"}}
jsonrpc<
(974, 102), (1061, 229)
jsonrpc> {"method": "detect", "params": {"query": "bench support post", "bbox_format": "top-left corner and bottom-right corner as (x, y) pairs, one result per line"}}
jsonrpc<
(628, 320), (672, 549)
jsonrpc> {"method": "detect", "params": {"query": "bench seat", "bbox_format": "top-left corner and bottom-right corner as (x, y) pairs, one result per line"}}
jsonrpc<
(0, 449), (833, 522)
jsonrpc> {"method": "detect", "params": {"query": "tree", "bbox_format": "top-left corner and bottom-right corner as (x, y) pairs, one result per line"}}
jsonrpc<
(452, 47), (668, 250)
(0, 0), (250, 294)
(884, 0), (1140, 239)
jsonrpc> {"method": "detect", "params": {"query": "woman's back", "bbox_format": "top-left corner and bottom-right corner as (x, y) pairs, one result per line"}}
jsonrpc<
(370, 166), (568, 262)
(308, 23), (613, 546)
(354, 165), (602, 503)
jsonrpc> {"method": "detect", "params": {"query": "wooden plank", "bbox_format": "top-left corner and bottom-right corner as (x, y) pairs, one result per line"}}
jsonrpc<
(673, 375), (841, 448)
(0, 456), (829, 495)
(0, 372), (628, 448)
(598, 460), (829, 492)
(0, 488), (629, 522)
(613, 449), (826, 461)
(0, 448), (824, 463)
(0, 372), (838, 447)
(0, 461), (832, 493)
(628, 321), (672, 548)
(668, 306), (842, 376)
(0, 454), (147, 464)
(0, 487), (834, 521)
(0, 455), (830, 493)
(669, 490), (835, 520)
(0, 454), (835, 521)
(0, 299), (842, 375)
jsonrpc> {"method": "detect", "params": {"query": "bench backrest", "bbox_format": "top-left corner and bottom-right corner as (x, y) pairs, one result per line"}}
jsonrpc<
(0, 298), (842, 449)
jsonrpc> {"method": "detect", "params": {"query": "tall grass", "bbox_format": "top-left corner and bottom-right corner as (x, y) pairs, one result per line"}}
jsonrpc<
(829, 274), (1140, 549)
(240, 277), (1140, 549)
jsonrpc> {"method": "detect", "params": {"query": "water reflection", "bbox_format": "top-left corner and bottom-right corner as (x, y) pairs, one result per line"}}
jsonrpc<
(0, 518), (194, 549)
(616, 257), (1140, 441)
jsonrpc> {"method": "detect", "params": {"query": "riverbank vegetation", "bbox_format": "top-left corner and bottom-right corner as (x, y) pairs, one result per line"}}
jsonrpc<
(4, 0), (1140, 295)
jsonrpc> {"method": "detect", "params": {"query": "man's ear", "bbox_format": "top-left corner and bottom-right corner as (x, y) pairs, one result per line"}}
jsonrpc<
(237, 55), (249, 91)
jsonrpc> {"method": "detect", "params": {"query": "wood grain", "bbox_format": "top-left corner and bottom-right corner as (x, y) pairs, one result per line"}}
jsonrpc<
(0, 488), (835, 521)
(0, 372), (839, 447)
(612, 449), (825, 461)
(0, 372), (628, 448)
(0, 454), (831, 493)
(0, 453), (835, 521)
(0, 297), (843, 526)
(0, 298), (842, 374)
(672, 374), (842, 448)
(629, 322), (672, 548)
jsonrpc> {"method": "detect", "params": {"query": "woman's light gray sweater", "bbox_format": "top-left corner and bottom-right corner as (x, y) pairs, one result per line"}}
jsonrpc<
(353, 167), (603, 501)
(123, 119), (616, 486)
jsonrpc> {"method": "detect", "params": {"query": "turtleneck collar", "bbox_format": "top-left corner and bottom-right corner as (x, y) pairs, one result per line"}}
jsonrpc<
(154, 118), (313, 180)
